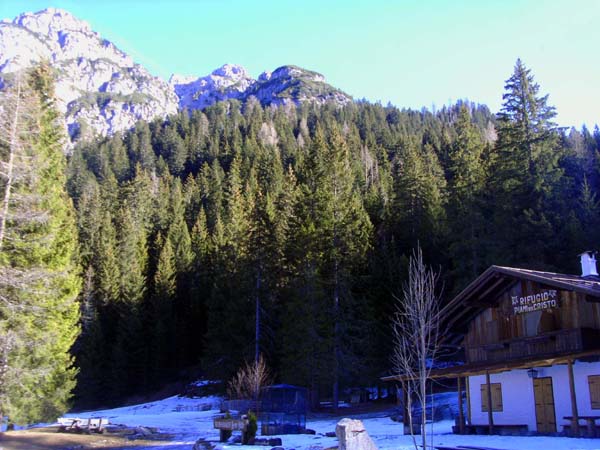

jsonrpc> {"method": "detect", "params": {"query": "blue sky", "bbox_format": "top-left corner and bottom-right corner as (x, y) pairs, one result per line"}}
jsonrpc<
(2, 0), (599, 128)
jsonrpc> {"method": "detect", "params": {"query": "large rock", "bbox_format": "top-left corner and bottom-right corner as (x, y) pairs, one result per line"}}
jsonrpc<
(335, 418), (378, 450)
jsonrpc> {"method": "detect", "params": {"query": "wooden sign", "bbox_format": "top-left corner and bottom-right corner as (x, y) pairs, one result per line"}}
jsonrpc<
(511, 289), (559, 315)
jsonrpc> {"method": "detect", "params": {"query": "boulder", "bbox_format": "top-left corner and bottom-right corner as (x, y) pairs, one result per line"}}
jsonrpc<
(335, 418), (378, 450)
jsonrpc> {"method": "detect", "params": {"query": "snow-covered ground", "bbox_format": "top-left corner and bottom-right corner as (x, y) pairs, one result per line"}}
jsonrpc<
(64, 393), (600, 450)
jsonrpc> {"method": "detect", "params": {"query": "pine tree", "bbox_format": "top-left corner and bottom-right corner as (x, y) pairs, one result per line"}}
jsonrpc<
(166, 177), (194, 366)
(149, 233), (176, 383)
(167, 178), (193, 274)
(111, 206), (148, 393)
(389, 136), (446, 260)
(188, 207), (210, 358)
(73, 266), (105, 407)
(0, 65), (81, 424)
(490, 59), (561, 265)
(109, 133), (130, 182)
(160, 125), (187, 176)
(447, 105), (487, 287)
(285, 126), (372, 410)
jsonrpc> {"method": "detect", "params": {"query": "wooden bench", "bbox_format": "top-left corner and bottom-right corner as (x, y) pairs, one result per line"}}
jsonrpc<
(57, 417), (108, 434)
(454, 423), (527, 435)
(563, 415), (600, 437)
(423, 446), (510, 450)
(213, 415), (249, 442)
(458, 446), (512, 450)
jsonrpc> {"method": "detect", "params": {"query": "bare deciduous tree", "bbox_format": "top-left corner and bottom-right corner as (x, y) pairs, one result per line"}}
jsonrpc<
(392, 246), (441, 450)
(227, 354), (273, 401)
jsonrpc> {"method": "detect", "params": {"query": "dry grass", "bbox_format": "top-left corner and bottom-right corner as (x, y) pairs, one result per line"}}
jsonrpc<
(0, 426), (177, 450)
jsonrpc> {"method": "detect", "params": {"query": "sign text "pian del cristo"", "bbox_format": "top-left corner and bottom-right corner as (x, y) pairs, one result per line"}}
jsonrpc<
(511, 289), (559, 315)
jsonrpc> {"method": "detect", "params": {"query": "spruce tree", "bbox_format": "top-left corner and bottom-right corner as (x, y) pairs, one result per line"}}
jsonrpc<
(447, 105), (487, 287)
(112, 206), (148, 393)
(149, 233), (176, 383)
(284, 126), (372, 410)
(0, 65), (81, 424)
(389, 136), (446, 260)
(490, 59), (561, 265)
(73, 265), (108, 407)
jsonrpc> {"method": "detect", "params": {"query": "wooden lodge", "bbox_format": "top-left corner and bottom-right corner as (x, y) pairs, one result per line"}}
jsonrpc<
(384, 252), (600, 436)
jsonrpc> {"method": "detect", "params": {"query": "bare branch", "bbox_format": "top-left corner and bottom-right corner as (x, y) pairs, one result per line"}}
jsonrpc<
(227, 354), (273, 401)
(391, 245), (441, 450)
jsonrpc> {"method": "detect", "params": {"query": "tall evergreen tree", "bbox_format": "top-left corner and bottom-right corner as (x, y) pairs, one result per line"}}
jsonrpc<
(0, 65), (81, 424)
(447, 105), (487, 288)
(490, 58), (561, 266)
(111, 206), (148, 394)
(284, 126), (372, 409)
(149, 233), (176, 383)
(389, 136), (446, 259)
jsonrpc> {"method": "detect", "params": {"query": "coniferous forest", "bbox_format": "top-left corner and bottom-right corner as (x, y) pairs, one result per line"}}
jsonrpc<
(3, 59), (600, 417)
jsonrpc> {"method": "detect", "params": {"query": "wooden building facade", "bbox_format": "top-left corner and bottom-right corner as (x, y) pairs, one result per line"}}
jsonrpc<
(386, 253), (600, 435)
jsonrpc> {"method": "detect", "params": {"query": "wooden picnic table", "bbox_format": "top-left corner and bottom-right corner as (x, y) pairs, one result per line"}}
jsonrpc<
(563, 415), (600, 437)
(57, 417), (108, 434)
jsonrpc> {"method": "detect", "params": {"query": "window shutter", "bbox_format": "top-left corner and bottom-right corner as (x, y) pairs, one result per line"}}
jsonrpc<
(480, 383), (503, 412)
(492, 383), (503, 411)
(589, 375), (600, 409)
(480, 384), (488, 412)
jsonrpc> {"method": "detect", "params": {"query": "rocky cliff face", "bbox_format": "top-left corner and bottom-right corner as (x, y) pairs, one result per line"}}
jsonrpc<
(170, 63), (351, 111)
(0, 8), (351, 142)
(249, 65), (350, 106)
(0, 8), (178, 140)
(170, 64), (255, 111)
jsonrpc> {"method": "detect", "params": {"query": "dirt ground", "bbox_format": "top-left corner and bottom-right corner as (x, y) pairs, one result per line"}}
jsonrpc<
(0, 426), (177, 450)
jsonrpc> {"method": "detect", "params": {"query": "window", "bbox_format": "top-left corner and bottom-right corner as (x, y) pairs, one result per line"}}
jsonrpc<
(588, 375), (600, 409)
(480, 383), (503, 412)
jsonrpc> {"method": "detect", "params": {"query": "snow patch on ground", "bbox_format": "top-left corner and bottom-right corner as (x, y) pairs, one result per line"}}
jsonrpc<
(63, 394), (600, 450)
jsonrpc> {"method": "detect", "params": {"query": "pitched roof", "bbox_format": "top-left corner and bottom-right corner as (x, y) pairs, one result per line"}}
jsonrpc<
(440, 265), (600, 345)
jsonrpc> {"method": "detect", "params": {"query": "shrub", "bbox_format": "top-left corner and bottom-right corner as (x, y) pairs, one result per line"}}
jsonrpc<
(227, 354), (272, 400)
(243, 410), (258, 445)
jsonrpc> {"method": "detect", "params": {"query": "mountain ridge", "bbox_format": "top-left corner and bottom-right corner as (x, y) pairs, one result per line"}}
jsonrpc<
(0, 8), (351, 143)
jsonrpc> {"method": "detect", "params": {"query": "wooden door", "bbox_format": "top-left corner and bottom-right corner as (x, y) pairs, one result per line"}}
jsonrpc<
(533, 377), (556, 433)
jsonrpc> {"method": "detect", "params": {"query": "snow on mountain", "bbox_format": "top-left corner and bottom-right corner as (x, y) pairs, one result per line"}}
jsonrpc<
(0, 8), (351, 143)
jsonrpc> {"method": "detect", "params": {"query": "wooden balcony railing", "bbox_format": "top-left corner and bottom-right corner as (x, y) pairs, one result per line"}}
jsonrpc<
(466, 328), (600, 364)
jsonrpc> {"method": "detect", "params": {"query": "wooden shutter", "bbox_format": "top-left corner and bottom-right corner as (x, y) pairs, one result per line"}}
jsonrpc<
(480, 384), (488, 412)
(589, 375), (600, 409)
(480, 383), (502, 412)
(492, 383), (503, 411)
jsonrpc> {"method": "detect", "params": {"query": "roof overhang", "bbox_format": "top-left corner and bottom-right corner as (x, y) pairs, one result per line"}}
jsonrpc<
(439, 265), (600, 346)
(382, 349), (600, 382)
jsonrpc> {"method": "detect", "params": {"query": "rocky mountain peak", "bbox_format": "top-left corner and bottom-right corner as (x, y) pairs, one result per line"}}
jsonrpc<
(247, 65), (350, 107)
(270, 65), (325, 83)
(211, 63), (248, 79)
(0, 8), (352, 145)
(13, 8), (91, 36)
(0, 8), (176, 142)
(170, 63), (255, 110)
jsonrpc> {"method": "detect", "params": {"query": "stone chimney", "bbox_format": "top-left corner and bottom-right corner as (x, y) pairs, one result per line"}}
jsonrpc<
(580, 251), (599, 277)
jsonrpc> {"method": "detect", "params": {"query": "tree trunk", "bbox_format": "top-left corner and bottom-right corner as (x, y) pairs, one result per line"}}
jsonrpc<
(332, 257), (339, 413)
(0, 78), (21, 251)
(255, 266), (261, 364)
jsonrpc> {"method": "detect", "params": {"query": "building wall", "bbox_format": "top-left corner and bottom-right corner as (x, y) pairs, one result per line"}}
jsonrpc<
(468, 361), (600, 432)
